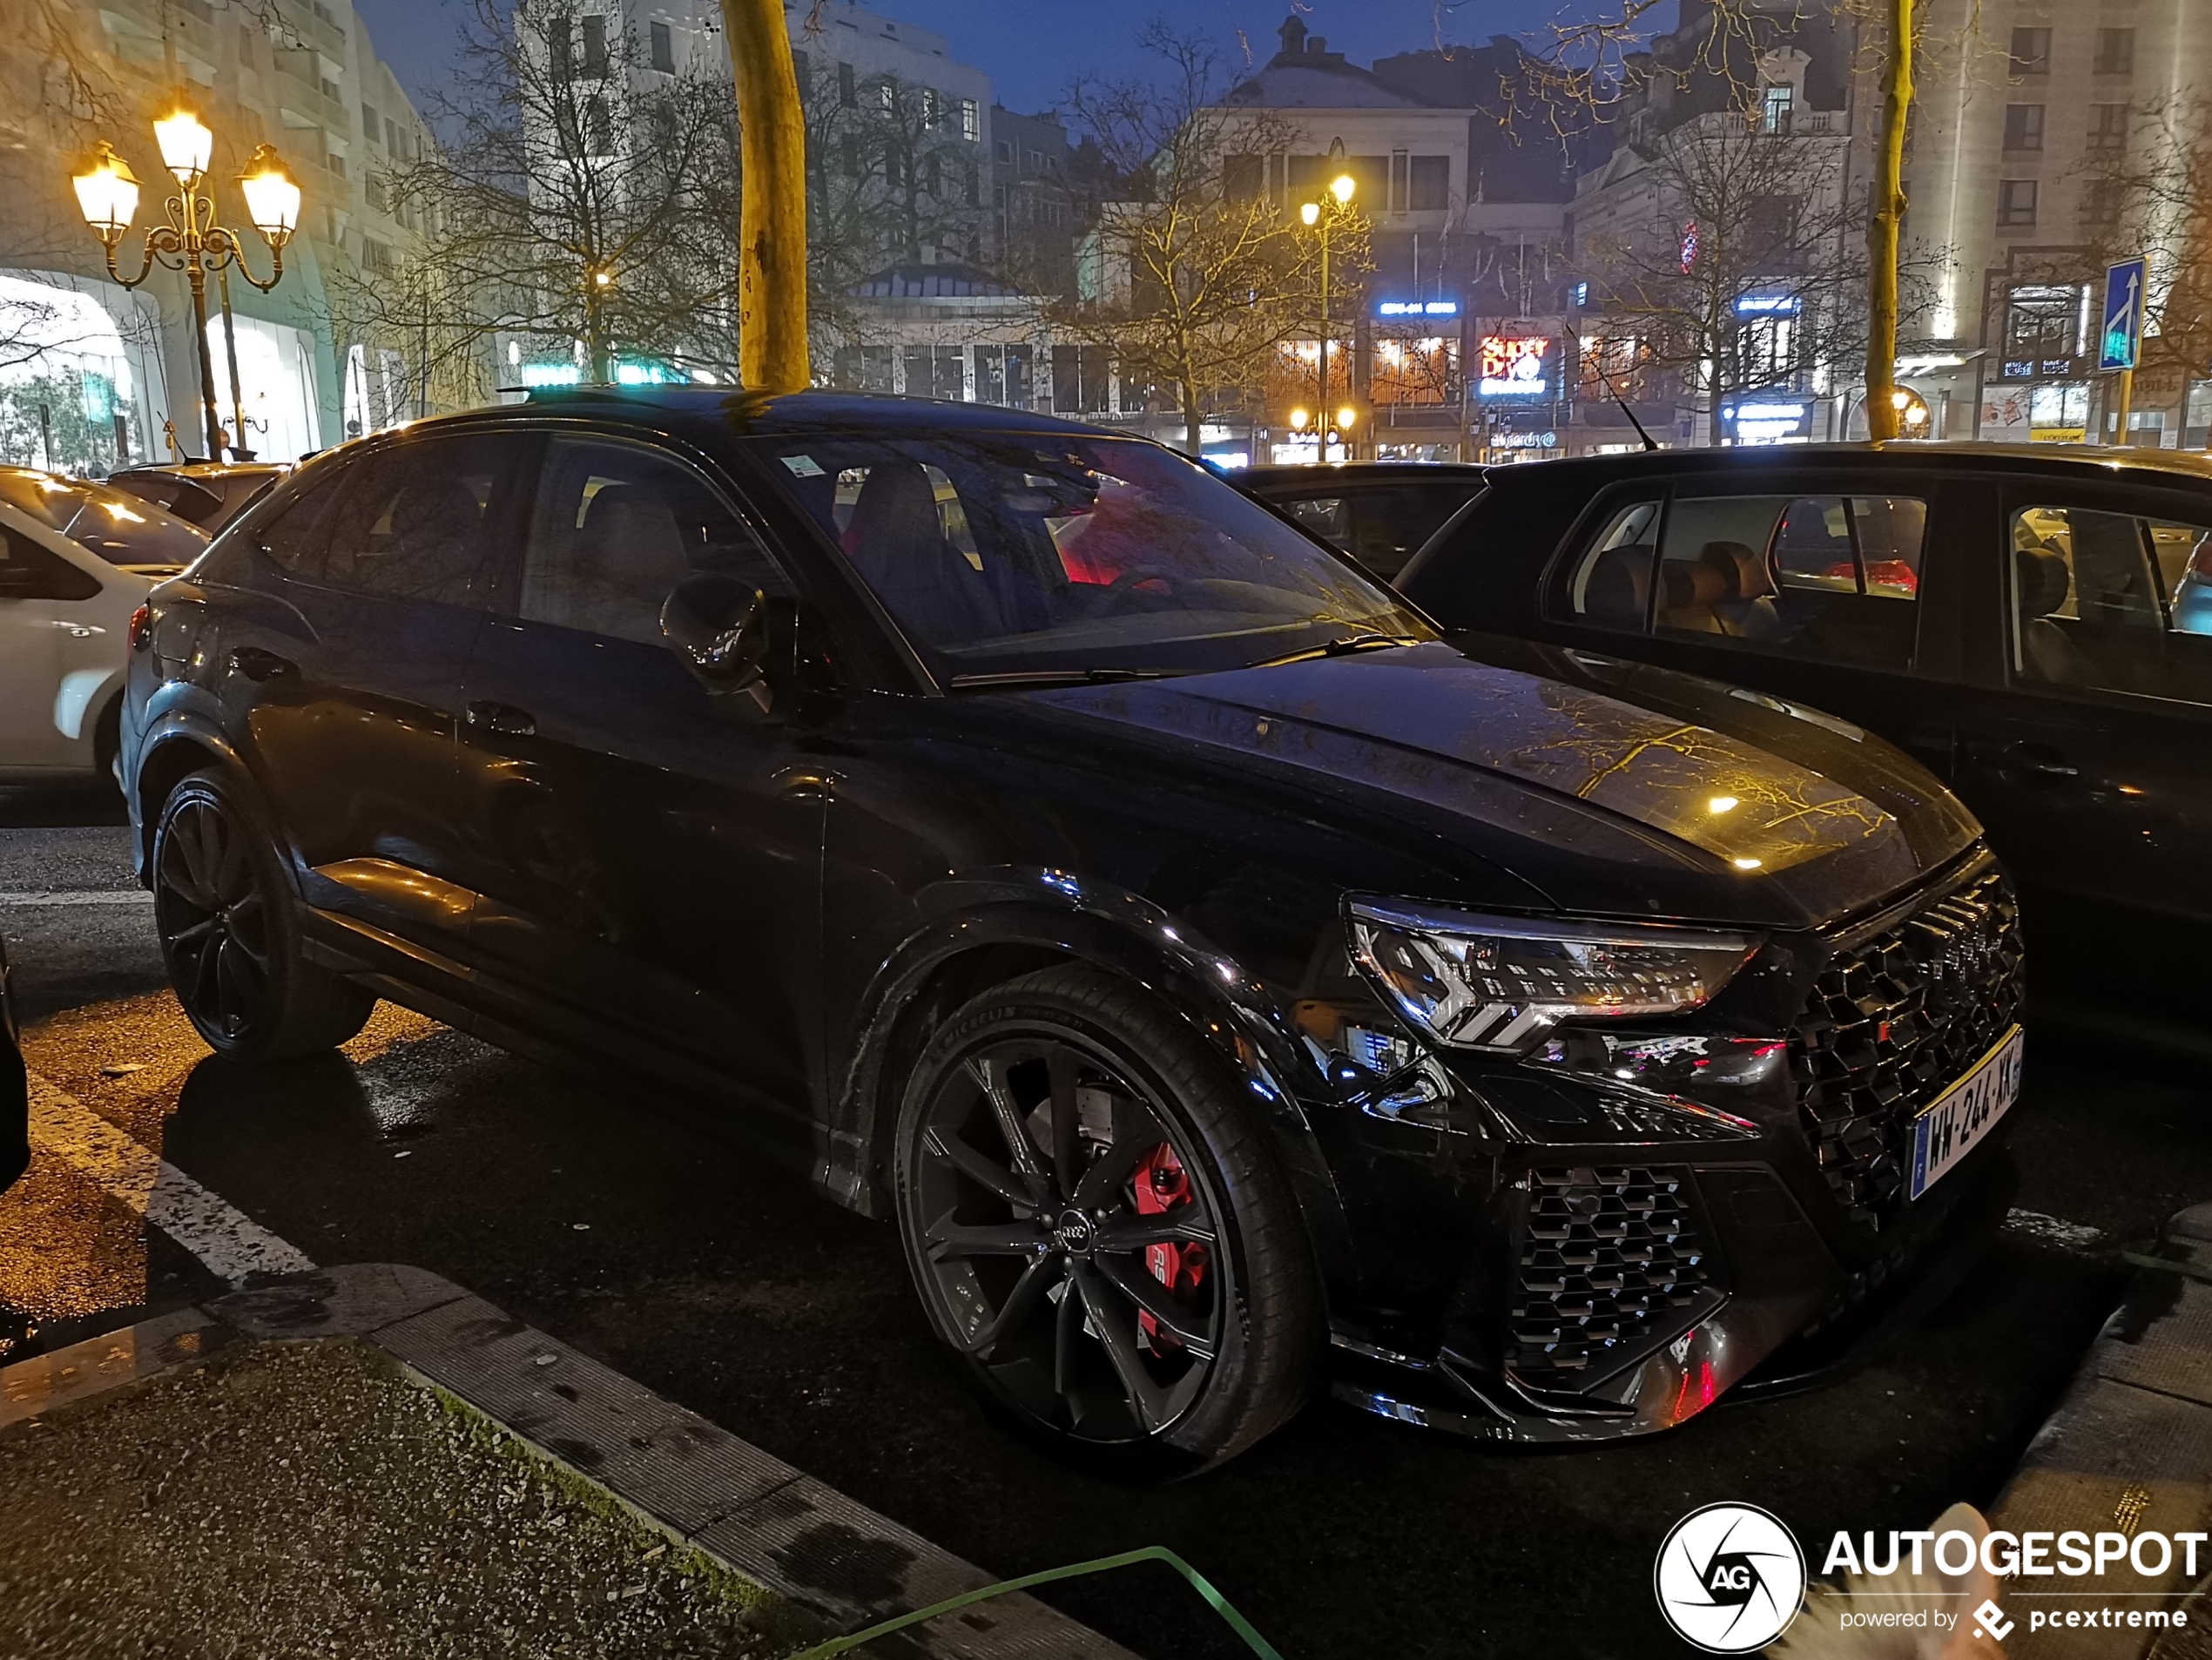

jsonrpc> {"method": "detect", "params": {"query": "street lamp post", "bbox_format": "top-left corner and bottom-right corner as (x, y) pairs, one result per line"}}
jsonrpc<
(72, 116), (300, 460)
(1298, 140), (1357, 463)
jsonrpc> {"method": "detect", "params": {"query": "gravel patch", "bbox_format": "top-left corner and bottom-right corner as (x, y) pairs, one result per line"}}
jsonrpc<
(0, 1337), (817, 1658)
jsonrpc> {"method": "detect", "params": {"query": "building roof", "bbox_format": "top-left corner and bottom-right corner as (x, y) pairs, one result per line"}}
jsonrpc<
(1221, 17), (1431, 110)
(848, 262), (1026, 299)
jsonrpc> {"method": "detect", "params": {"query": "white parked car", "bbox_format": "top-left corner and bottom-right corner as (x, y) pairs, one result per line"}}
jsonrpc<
(0, 469), (206, 786)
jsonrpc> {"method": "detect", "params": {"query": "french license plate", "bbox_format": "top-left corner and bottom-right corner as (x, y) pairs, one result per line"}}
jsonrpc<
(1908, 1026), (2025, 1201)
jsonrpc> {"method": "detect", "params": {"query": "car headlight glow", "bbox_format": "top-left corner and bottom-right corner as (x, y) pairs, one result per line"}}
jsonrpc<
(1346, 898), (1758, 1054)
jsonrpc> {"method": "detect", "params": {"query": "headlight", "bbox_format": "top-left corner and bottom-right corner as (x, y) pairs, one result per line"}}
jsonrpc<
(1346, 898), (1757, 1054)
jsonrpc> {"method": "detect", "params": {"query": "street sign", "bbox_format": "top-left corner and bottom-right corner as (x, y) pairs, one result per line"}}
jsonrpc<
(2101, 258), (2147, 373)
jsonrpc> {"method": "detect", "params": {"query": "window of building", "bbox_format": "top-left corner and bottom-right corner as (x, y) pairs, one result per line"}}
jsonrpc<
(838, 59), (855, 107)
(580, 13), (607, 77)
(1761, 82), (1794, 134)
(1224, 154), (1263, 200)
(925, 153), (941, 197)
(2003, 104), (2044, 152)
(2093, 28), (2135, 75)
(238, 25), (255, 67)
(921, 87), (941, 128)
(995, 138), (1012, 164)
(386, 117), (403, 154)
(1999, 179), (2039, 227)
(2089, 104), (2129, 151)
(960, 98), (978, 141)
(2001, 284), (2084, 377)
(962, 162), (979, 206)
(1389, 151), (1409, 212)
(650, 19), (674, 71)
(1409, 155), (1448, 211)
(361, 101), (381, 140)
(2009, 27), (2051, 76)
(840, 134), (860, 179)
(585, 93), (611, 154)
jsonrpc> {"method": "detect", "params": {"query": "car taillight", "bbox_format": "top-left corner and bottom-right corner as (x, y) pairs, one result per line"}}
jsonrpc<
(127, 604), (152, 651)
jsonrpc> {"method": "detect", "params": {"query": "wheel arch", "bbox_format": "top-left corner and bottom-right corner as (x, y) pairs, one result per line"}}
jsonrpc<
(824, 885), (1359, 1302)
(132, 714), (251, 881)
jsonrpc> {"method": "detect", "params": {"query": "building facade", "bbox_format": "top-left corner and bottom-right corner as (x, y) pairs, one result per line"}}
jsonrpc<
(1905, 0), (2212, 446)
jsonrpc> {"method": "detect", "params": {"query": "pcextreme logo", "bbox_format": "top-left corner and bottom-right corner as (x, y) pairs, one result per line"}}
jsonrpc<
(1654, 1503), (1807, 1653)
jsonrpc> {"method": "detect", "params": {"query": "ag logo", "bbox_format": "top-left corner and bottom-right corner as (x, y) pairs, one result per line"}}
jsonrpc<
(1653, 1503), (1805, 1653)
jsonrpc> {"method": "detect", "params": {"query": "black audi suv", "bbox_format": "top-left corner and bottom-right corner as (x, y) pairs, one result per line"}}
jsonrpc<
(122, 390), (2023, 1470)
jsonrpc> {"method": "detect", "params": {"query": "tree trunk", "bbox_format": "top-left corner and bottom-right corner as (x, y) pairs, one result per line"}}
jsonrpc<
(1864, 0), (1913, 442)
(1181, 372), (1201, 456)
(721, 0), (810, 394)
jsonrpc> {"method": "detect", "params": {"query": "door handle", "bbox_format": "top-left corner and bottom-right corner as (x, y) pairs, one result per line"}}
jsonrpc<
(465, 700), (537, 737)
(227, 645), (294, 681)
(49, 618), (106, 638)
(774, 766), (841, 800)
(1967, 740), (2080, 785)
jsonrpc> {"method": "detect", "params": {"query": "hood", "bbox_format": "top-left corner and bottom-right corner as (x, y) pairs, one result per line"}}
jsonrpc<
(1028, 641), (1978, 930)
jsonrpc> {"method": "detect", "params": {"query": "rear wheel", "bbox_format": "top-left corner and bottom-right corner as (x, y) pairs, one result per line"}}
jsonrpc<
(893, 964), (1322, 1475)
(152, 769), (374, 1061)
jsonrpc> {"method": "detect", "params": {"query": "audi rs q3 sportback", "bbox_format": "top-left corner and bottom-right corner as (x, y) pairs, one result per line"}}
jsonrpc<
(125, 391), (2024, 1472)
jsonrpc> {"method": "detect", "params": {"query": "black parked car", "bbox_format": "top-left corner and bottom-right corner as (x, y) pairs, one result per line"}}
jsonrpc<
(1398, 442), (2212, 1044)
(1237, 462), (1487, 579)
(124, 393), (2023, 1469)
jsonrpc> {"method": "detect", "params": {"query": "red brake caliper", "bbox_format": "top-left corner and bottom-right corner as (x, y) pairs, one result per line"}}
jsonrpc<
(1133, 1144), (1208, 1352)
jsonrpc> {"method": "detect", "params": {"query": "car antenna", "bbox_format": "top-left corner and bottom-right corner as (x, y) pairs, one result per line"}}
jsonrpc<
(1597, 361), (1660, 452)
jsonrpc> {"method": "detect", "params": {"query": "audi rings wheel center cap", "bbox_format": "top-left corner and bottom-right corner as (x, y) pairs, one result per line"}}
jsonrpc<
(1051, 1211), (1096, 1256)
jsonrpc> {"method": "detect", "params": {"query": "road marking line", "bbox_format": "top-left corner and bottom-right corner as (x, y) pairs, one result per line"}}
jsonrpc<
(0, 890), (153, 906)
(25, 1070), (315, 1284)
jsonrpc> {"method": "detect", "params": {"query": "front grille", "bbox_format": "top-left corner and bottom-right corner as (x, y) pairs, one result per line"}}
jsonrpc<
(1790, 865), (2024, 1227)
(1507, 1165), (1716, 1386)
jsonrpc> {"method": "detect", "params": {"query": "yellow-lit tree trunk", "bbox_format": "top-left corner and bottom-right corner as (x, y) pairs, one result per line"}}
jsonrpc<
(1864, 0), (1913, 441)
(721, 0), (810, 393)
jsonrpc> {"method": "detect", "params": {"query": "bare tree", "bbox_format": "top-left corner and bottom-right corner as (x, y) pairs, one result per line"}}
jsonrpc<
(338, 0), (745, 395)
(2080, 93), (2212, 393)
(1056, 25), (1339, 455)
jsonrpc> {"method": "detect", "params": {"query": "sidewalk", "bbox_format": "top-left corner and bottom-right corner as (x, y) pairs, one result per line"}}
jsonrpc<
(1986, 1205), (2212, 1657)
(0, 1264), (1143, 1660)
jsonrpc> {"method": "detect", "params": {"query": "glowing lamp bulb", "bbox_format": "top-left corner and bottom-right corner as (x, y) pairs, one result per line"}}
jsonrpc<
(1330, 172), (1355, 204)
(238, 146), (301, 240)
(154, 109), (213, 186)
(1288, 408), (1309, 431)
(72, 142), (140, 240)
(1299, 201), (1319, 226)
(1337, 404), (1357, 430)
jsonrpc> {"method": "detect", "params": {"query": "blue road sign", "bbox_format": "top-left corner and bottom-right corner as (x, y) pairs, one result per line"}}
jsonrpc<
(2101, 258), (2147, 373)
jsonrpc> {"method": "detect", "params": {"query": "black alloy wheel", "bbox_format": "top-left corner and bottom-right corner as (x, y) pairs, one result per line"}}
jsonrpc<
(152, 769), (374, 1061)
(896, 966), (1320, 1472)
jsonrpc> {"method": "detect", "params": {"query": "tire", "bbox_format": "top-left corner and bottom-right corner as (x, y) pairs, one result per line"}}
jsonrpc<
(152, 767), (374, 1061)
(892, 964), (1324, 1476)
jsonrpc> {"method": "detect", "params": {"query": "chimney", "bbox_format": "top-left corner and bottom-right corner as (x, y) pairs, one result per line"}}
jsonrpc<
(1308, 36), (1326, 54)
(1276, 16), (1306, 57)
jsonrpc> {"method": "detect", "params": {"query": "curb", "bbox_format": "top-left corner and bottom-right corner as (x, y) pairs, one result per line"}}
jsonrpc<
(0, 1264), (1141, 1660)
(1986, 1204), (2212, 1657)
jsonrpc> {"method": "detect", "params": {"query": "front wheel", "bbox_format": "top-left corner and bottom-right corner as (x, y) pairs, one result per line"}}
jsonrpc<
(894, 965), (1323, 1475)
(152, 768), (374, 1062)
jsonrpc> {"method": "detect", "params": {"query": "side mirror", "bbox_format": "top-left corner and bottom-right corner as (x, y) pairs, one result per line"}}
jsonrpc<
(662, 571), (773, 711)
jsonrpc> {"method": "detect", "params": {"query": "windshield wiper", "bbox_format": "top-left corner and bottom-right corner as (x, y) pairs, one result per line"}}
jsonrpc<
(1251, 632), (1426, 668)
(947, 667), (1175, 692)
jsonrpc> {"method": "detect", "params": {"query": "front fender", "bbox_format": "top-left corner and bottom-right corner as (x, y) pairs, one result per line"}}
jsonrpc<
(128, 686), (253, 881)
(824, 867), (1360, 1306)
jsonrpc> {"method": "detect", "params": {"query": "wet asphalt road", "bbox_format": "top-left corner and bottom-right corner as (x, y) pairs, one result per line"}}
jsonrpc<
(3, 782), (2204, 1658)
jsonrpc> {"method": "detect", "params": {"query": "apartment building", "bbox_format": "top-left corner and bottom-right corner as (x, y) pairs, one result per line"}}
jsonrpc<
(0, 0), (429, 466)
(1905, 0), (2212, 443)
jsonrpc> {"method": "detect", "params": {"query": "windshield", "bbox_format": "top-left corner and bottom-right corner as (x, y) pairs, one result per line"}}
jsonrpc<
(750, 433), (1429, 680)
(0, 468), (207, 567)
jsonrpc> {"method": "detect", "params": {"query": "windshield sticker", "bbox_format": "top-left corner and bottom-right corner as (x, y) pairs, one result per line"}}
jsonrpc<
(781, 454), (826, 477)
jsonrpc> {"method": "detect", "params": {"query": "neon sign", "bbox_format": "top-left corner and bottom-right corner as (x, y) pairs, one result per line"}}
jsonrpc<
(1479, 335), (1551, 398)
(1376, 300), (1460, 317)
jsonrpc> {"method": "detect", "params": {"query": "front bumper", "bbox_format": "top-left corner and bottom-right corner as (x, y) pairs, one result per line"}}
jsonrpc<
(1291, 849), (2025, 1445)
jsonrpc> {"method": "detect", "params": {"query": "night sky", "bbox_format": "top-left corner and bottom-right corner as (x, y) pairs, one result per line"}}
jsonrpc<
(351, 0), (1615, 123)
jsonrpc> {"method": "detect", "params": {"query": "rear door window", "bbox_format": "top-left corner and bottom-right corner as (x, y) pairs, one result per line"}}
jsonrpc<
(1555, 489), (1926, 670)
(2010, 501), (2212, 705)
(0, 523), (100, 601)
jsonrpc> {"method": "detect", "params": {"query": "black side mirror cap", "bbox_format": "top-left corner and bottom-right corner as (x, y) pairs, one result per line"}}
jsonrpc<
(663, 571), (773, 710)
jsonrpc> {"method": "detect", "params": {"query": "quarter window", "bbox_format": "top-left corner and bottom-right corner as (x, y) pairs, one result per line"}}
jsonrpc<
(519, 439), (791, 647)
(1557, 492), (1926, 669)
(2011, 504), (2212, 705)
(0, 525), (99, 601)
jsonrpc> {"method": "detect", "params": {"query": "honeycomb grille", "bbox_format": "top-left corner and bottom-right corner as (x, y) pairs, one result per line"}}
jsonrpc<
(1507, 1166), (1713, 1385)
(1790, 866), (2025, 1227)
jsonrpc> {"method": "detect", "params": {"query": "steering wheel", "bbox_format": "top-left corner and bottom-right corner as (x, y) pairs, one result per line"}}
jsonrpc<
(1103, 565), (1182, 601)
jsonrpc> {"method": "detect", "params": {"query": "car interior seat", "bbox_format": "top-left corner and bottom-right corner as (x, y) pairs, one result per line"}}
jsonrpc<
(2013, 545), (2096, 685)
(840, 460), (1011, 644)
(1579, 543), (1653, 629)
(376, 476), (484, 598)
(1701, 540), (1784, 640)
(1656, 554), (1731, 634)
(569, 483), (692, 643)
